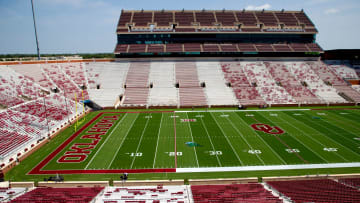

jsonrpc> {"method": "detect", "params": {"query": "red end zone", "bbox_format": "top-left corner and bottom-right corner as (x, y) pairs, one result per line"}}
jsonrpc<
(28, 111), (176, 175)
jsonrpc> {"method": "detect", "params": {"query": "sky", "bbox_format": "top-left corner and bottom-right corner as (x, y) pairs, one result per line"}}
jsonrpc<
(0, 0), (359, 54)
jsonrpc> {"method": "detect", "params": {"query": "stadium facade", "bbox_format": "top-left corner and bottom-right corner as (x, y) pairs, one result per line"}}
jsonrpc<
(114, 10), (323, 57)
(108, 10), (360, 109)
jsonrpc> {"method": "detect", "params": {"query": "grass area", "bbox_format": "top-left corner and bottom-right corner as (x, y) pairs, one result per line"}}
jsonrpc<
(245, 105), (360, 110)
(5, 107), (360, 181)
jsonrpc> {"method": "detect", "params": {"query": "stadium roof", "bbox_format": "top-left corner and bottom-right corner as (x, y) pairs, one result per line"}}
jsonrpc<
(117, 9), (317, 34)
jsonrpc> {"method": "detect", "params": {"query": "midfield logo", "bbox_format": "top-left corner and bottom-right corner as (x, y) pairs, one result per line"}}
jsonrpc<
(251, 123), (285, 135)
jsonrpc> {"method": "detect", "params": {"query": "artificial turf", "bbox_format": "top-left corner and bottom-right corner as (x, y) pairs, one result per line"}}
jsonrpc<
(5, 107), (360, 181)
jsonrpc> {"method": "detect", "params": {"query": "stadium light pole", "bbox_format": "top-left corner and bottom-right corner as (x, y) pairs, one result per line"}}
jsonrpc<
(31, 0), (41, 60)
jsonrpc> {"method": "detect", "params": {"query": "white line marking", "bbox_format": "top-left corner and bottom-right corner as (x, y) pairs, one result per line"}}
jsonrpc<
(326, 112), (360, 132)
(199, 113), (222, 167)
(185, 112), (199, 168)
(289, 112), (360, 159)
(233, 112), (288, 165)
(176, 162), (360, 173)
(130, 113), (151, 169)
(85, 114), (127, 169)
(275, 114), (331, 163)
(224, 112), (265, 165)
(305, 112), (360, 151)
(153, 113), (163, 168)
(175, 109), (311, 113)
(210, 112), (243, 166)
(108, 113), (139, 168)
(279, 112), (348, 162)
(320, 114), (360, 141)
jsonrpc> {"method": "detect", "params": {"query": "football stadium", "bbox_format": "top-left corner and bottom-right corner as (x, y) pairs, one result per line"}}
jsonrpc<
(1, 2), (360, 202)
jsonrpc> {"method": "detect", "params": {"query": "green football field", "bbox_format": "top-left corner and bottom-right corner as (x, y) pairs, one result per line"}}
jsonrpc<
(27, 108), (360, 175)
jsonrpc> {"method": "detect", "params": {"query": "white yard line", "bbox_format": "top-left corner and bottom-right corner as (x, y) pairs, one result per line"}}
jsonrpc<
(177, 162), (360, 173)
(152, 113), (163, 168)
(210, 112), (243, 166)
(327, 112), (360, 132)
(278, 112), (348, 162)
(107, 113), (139, 169)
(345, 110), (360, 120)
(185, 112), (200, 168)
(175, 109), (311, 113)
(288, 112), (360, 159)
(199, 113), (222, 167)
(319, 114), (360, 145)
(274, 114), (330, 163)
(224, 112), (265, 165)
(233, 112), (288, 165)
(130, 114), (151, 169)
(85, 114), (127, 169)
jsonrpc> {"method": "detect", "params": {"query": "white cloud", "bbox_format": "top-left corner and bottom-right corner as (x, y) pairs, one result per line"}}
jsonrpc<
(324, 8), (339, 14)
(245, 3), (271, 10)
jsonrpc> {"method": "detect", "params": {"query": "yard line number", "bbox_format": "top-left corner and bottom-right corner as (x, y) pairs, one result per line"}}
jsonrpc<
(126, 152), (143, 157)
(323, 148), (337, 152)
(166, 152), (182, 156)
(248, 150), (262, 154)
(208, 151), (223, 155)
(286, 149), (300, 153)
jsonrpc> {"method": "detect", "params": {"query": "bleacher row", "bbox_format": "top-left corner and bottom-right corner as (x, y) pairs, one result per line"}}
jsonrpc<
(10, 187), (103, 203)
(100, 185), (190, 203)
(2, 178), (360, 202)
(3, 61), (360, 109)
(118, 27), (315, 33)
(191, 183), (281, 202)
(266, 179), (360, 203)
(84, 61), (360, 107)
(115, 43), (323, 54)
(118, 10), (316, 31)
(0, 63), (86, 167)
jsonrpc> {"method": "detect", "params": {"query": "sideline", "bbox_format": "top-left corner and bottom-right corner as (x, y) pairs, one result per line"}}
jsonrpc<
(175, 109), (311, 113)
(176, 162), (360, 173)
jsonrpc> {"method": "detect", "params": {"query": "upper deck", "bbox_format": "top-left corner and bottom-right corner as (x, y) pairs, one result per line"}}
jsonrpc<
(116, 10), (317, 35)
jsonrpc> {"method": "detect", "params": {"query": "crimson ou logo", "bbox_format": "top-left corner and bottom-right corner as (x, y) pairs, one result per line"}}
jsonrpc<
(251, 123), (285, 135)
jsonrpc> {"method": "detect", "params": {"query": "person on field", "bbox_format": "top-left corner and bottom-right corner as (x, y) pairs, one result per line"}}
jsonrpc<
(120, 172), (128, 181)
